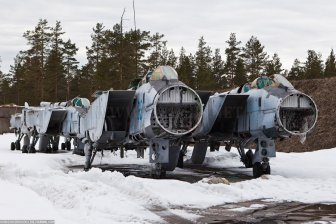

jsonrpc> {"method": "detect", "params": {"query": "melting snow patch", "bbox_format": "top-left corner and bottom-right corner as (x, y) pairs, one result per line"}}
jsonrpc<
(169, 209), (202, 221)
(199, 176), (230, 185)
(228, 204), (265, 212)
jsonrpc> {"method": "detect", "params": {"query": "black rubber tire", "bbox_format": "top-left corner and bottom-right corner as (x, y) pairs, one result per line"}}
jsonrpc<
(52, 141), (58, 152)
(264, 163), (271, 175)
(61, 143), (66, 150)
(225, 143), (231, 152)
(39, 135), (50, 153)
(176, 150), (184, 168)
(10, 142), (15, 151)
(15, 140), (21, 151)
(28, 145), (36, 153)
(244, 150), (253, 168)
(46, 146), (52, 153)
(191, 142), (208, 165)
(161, 145), (181, 171)
(22, 145), (28, 153)
(253, 162), (263, 178)
(66, 141), (71, 151)
(253, 162), (271, 178)
(151, 167), (166, 179)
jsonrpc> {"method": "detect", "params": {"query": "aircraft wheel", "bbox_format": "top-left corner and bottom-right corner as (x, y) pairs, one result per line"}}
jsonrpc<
(10, 142), (15, 151)
(120, 147), (124, 158)
(15, 140), (21, 151)
(46, 146), (52, 153)
(225, 142), (232, 152)
(22, 145), (28, 153)
(244, 150), (253, 168)
(52, 146), (58, 152)
(151, 164), (166, 179)
(61, 143), (66, 150)
(28, 145), (36, 153)
(191, 142), (208, 164)
(263, 162), (271, 175)
(253, 162), (270, 178)
(66, 141), (71, 151)
(176, 150), (184, 168)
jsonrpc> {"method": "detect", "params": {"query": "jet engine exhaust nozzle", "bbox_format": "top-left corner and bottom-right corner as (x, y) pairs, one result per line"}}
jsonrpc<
(153, 85), (203, 136)
(277, 93), (318, 136)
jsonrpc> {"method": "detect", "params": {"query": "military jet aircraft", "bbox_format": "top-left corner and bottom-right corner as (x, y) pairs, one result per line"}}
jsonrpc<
(10, 66), (203, 178)
(10, 102), (68, 153)
(188, 74), (318, 177)
(79, 66), (203, 177)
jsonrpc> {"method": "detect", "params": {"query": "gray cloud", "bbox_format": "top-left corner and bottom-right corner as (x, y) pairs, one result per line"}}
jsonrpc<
(0, 0), (336, 73)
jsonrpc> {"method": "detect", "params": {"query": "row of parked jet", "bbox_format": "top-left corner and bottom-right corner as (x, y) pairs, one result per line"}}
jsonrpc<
(9, 66), (318, 178)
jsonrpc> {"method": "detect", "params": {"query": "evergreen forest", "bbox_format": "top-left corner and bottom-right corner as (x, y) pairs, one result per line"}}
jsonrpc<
(0, 19), (335, 105)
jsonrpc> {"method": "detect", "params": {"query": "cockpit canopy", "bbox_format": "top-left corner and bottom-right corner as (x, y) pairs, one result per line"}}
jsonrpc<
(135, 66), (179, 89)
(72, 97), (90, 109)
(243, 74), (294, 92)
(150, 66), (178, 81)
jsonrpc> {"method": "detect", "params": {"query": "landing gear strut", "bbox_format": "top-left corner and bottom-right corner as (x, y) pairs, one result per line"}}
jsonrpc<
(27, 132), (39, 153)
(149, 139), (181, 178)
(237, 139), (273, 178)
(243, 149), (253, 168)
(84, 142), (93, 171)
(177, 143), (188, 168)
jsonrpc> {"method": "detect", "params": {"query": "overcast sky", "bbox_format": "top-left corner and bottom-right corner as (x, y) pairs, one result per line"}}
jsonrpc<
(0, 0), (335, 73)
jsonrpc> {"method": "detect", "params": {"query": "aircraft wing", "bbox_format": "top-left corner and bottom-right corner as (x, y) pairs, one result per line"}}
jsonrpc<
(209, 94), (248, 135)
(193, 93), (248, 137)
(86, 90), (136, 142)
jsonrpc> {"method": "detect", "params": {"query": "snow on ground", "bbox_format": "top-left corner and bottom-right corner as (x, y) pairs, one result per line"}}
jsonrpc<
(0, 133), (336, 223)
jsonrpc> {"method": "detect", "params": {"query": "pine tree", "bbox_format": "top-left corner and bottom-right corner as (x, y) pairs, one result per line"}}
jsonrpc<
(212, 48), (226, 88)
(224, 33), (241, 87)
(233, 58), (248, 86)
(288, 59), (304, 80)
(45, 21), (66, 101)
(304, 50), (324, 79)
(324, 49), (336, 77)
(123, 29), (151, 82)
(0, 72), (15, 104)
(62, 39), (78, 100)
(242, 36), (268, 81)
(265, 53), (283, 76)
(176, 47), (194, 86)
(86, 23), (107, 90)
(195, 36), (216, 90)
(167, 49), (177, 68)
(147, 33), (167, 70)
(0, 57), (17, 104)
(22, 19), (52, 101)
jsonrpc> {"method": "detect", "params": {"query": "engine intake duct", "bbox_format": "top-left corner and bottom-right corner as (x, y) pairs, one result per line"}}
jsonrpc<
(278, 93), (317, 135)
